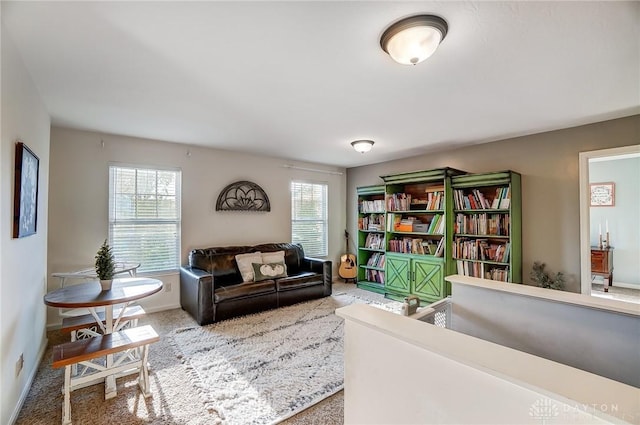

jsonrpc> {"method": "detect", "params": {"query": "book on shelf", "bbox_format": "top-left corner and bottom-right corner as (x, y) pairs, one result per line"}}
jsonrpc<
(387, 213), (401, 232)
(456, 260), (510, 282)
(434, 237), (445, 257)
(387, 193), (412, 211)
(426, 214), (444, 234)
(366, 252), (386, 268)
(389, 237), (433, 255)
(360, 213), (385, 231)
(364, 233), (384, 250)
(490, 186), (511, 209)
(360, 199), (385, 213)
(455, 213), (510, 236)
(453, 237), (510, 263)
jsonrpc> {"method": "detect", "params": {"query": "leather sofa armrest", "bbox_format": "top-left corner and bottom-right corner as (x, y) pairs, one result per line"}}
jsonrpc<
(180, 266), (214, 325)
(302, 257), (332, 296)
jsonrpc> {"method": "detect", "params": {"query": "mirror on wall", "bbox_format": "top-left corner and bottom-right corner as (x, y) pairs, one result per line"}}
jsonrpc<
(579, 145), (640, 304)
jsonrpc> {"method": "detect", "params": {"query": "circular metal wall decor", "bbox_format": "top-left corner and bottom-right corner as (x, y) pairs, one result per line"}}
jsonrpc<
(216, 180), (271, 212)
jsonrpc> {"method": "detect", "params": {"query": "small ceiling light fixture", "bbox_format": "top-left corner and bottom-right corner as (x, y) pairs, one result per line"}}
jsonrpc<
(351, 140), (375, 153)
(380, 14), (448, 65)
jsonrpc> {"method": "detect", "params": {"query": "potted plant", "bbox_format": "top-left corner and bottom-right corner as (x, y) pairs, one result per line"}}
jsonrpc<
(530, 261), (565, 290)
(95, 239), (116, 291)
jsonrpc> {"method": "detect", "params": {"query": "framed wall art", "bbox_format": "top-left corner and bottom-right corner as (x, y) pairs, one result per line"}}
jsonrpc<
(589, 182), (615, 207)
(13, 142), (40, 238)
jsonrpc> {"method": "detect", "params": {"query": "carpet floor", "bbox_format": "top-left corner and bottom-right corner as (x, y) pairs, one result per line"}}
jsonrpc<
(16, 283), (396, 425)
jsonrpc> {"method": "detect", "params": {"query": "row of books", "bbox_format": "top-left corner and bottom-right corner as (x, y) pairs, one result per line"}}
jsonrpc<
(366, 252), (386, 268)
(364, 269), (385, 284)
(455, 260), (510, 282)
(358, 214), (385, 231)
(452, 238), (511, 263)
(426, 215), (445, 234)
(453, 187), (511, 210)
(360, 199), (385, 213)
(409, 191), (444, 210)
(388, 237), (444, 257)
(454, 213), (510, 236)
(364, 233), (385, 250)
(386, 193), (412, 211)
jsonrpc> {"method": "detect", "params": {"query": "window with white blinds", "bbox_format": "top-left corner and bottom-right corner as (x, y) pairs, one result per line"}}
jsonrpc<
(109, 165), (181, 274)
(291, 181), (328, 257)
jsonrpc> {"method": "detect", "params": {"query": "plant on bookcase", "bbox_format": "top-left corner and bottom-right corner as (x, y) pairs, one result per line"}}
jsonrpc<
(530, 261), (565, 290)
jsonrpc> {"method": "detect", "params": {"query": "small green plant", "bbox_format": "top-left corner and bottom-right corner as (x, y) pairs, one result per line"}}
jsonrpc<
(95, 239), (115, 280)
(530, 261), (565, 290)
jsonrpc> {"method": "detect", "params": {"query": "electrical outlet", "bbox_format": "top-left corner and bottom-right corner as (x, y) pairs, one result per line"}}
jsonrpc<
(165, 282), (172, 292)
(15, 353), (24, 377)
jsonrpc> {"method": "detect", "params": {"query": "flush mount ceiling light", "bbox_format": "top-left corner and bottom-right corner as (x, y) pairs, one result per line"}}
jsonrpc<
(380, 14), (448, 65)
(351, 140), (375, 153)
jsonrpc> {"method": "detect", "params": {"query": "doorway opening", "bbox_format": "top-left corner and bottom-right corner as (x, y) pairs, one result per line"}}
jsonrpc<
(579, 145), (640, 304)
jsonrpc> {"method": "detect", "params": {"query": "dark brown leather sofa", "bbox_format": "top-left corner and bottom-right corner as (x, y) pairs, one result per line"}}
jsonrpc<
(180, 243), (332, 325)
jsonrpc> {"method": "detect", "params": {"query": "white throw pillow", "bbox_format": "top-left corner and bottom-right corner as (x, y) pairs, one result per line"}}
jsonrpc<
(235, 252), (262, 282)
(262, 250), (285, 264)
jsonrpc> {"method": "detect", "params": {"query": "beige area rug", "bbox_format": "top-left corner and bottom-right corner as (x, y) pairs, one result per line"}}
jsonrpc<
(15, 283), (398, 425)
(169, 291), (401, 425)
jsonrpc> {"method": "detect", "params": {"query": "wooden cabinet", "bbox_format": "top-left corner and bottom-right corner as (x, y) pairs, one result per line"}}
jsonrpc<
(386, 253), (445, 302)
(591, 247), (614, 291)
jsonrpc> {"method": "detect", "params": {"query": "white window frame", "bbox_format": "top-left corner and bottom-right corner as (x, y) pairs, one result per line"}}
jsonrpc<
(108, 164), (181, 274)
(291, 180), (328, 257)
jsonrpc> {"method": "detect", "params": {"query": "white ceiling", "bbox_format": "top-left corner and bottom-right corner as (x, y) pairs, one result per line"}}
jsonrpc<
(2, 1), (639, 168)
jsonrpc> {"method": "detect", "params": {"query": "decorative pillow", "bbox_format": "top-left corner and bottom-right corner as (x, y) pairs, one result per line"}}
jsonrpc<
(235, 252), (262, 282)
(252, 261), (287, 282)
(262, 250), (285, 264)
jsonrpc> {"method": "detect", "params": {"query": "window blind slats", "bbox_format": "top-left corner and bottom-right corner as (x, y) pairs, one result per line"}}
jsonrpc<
(291, 181), (328, 257)
(109, 166), (181, 273)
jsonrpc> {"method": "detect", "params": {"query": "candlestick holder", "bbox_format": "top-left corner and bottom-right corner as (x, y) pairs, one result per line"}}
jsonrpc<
(598, 234), (603, 249)
(604, 232), (610, 249)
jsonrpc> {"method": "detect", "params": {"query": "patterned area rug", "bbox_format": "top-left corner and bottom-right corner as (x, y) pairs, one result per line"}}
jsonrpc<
(169, 292), (399, 425)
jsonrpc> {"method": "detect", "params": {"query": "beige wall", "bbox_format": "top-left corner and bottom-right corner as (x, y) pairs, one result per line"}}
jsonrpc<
(47, 127), (346, 325)
(1, 26), (51, 425)
(347, 115), (640, 292)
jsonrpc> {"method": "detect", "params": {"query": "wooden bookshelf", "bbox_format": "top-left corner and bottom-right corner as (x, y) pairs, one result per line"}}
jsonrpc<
(450, 171), (522, 283)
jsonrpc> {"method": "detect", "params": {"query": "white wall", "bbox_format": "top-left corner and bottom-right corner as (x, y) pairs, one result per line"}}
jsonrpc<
(47, 127), (346, 326)
(337, 292), (639, 425)
(1, 26), (51, 425)
(589, 157), (640, 286)
(346, 116), (640, 292)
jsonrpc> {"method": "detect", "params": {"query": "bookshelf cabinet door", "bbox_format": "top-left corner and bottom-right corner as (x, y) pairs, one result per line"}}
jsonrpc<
(412, 258), (444, 302)
(385, 255), (411, 295)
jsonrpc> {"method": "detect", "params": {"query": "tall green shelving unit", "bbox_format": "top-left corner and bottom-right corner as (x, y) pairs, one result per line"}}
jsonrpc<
(355, 168), (523, 303)
(380, 168), (465, 303)
(356, 185), (387, 294)
(450, 171), (522, 283)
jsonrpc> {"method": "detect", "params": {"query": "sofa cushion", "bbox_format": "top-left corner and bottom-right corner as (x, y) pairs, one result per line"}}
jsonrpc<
(214, 280), (276, 303)
(262, 250), (285, 264)
(254, 243), (304, 274)
(276, 272), (323, 291)
(235, 252), (263, 282)
(253, 262), (287, 282)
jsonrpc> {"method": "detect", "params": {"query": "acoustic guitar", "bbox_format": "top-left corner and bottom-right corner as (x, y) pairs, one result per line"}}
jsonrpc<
(339, 230), (357, 282)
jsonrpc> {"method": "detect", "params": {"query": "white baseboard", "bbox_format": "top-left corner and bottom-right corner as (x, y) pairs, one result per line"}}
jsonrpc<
(592, 276), (639, 290)
(611, 282), (640, 290)
(8, 336), (48, 425)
